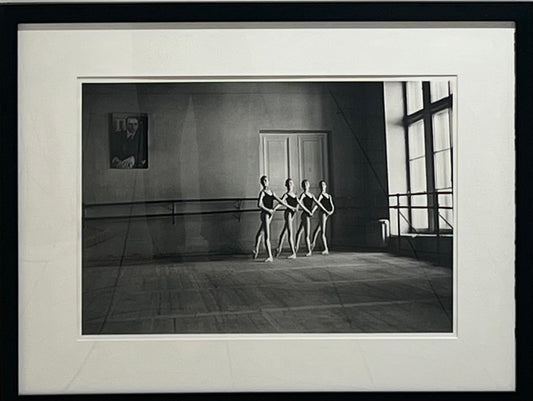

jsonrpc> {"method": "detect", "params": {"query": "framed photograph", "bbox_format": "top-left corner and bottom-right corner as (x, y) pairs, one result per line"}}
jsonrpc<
(108, 112), (148, 169)
(2, 1), (532, 399)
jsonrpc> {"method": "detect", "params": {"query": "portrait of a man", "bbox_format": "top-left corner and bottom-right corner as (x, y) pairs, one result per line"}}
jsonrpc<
(109, 113), (148, 169)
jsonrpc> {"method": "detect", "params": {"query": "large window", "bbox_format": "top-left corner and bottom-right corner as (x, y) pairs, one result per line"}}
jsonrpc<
(403, 81), (453, 233)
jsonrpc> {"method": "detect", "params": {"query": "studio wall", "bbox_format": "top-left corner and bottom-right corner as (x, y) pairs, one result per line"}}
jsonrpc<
(82, 82), (389, 263)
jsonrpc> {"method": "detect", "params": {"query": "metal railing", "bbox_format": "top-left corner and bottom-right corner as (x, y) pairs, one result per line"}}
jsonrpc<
(83, 194), (382, 224)
(83, 197), (259, 225)
(82, 195), (368, 228)
(388, 190), (453, 255)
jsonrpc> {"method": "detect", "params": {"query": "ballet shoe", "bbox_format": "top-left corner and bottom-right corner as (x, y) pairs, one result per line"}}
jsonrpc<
(275, 248), (282, 257)
(322, 250), (329, 255)
(252, 249), (259, 259)
(287, 253), (296, 259)
(305, 252), (312, 257)
(264, 256), (273, 263)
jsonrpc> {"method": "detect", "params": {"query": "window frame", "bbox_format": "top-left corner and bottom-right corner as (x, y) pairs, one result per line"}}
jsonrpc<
(402, 81), (453, 234)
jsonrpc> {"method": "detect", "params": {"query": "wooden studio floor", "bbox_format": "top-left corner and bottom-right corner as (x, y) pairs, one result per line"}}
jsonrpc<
(82, 252), (453, 334)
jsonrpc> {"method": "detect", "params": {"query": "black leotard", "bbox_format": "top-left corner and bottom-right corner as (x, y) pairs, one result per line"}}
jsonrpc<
(263, 192), (275, 209)
(320, 195), (332, 213)
(302, 194), (314, 216)
(286, 194), (298, 216)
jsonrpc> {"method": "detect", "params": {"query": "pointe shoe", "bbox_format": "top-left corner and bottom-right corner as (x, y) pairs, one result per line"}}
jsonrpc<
(288, 253), (296, 259)
(322, 250), (329, 255)
(252, 249), (259, 259)
(275, 248), (282, 257)
(264, 256), (273, 263)
(305, 251), (312, 257)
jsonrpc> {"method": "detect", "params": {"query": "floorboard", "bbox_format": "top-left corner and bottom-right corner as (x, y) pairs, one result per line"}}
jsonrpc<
(82, 252), (453, 334)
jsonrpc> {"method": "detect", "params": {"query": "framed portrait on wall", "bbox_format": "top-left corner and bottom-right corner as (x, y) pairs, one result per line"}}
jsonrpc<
(2, 1), (532, 399)
(109, 113), (148, 169)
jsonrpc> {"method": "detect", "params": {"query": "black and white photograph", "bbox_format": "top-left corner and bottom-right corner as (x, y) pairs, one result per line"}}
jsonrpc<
(82, 80), (454, 335)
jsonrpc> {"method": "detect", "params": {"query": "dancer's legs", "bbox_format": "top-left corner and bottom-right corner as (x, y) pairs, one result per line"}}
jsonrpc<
(304, 216), (312, 256)
(311, 223), (321, 250)
(263, 213), (273, 262)
(295, 216), (305, 254)
(276, 216), (288, 257)
(287, 213), (296, 258)
(320, 213), (329, 254)
(253, 214), (265, 259)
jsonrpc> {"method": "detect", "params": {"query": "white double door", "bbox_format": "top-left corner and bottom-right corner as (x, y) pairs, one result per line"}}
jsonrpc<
(259, 132), (329, 197)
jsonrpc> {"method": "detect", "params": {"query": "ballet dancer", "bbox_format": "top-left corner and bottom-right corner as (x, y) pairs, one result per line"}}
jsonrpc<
(311, 180), (335, 255)
(275, 178), (312, 259)
(253, 175), (296, 262)
(294, 179), (318, 256)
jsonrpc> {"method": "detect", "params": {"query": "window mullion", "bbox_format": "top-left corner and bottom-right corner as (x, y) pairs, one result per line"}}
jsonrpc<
(422, 82), (437, 232)
(404, 95), (451, 125)
(448, 88), (454, 192)
(402, 82), (413, 231)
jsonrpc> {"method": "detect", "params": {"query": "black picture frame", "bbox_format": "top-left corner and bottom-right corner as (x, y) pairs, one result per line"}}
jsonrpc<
(1, 2), (532, 400)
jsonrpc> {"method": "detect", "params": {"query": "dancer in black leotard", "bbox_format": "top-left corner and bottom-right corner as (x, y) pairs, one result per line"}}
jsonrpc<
(312, 180), (335, 255)
(295, 179), (318, 256)
(275, 178), (312, 259)
(253, 175), (296, 262)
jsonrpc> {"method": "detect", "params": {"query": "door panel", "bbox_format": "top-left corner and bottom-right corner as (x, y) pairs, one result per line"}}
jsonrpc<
(261, 136), (290, 194)
(260, 132), (328, 196)
(298, 136), (326, 194)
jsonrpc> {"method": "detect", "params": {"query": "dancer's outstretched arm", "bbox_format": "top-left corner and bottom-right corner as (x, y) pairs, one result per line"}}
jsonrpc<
(313, 194), (330, 214)
(310, 194), (319, 215)
(274, 192), (287, 212)
(274, 192), (296, 212)
(328, 196), (335, 216)
(297, 193), (312, 215)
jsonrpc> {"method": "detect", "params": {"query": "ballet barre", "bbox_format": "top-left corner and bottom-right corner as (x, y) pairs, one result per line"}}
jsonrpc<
(83, 197), (309, 225)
